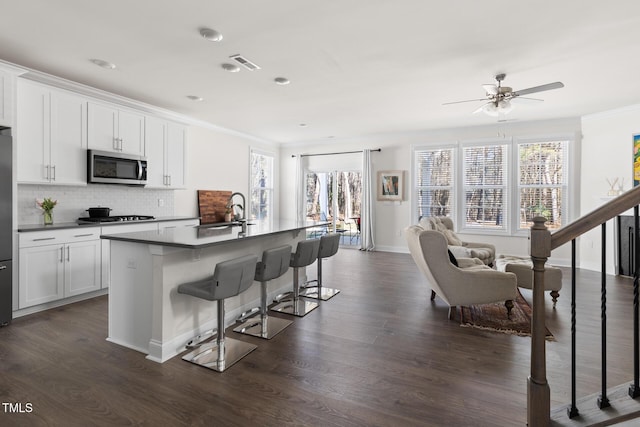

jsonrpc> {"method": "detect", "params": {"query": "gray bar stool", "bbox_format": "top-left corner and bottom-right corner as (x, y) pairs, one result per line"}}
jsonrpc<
(300, 233), (341, 301)
(233, 245), (293, 339)
(271, 239), (320, 317)
(177, 254), (258, 372)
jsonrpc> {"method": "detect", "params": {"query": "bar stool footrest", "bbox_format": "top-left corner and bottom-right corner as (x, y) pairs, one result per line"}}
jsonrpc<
(236, 307), (260, 323)
(300, 279), (318, 290)
(233, 315), (293, 339)
(300, 287), (340, 301)
(273, 291), (293, 303)
(270, 298), (318, 317)
(185, 329), (218, 349)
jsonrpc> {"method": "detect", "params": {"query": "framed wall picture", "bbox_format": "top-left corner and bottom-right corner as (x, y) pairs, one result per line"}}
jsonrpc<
(634, 134), (640, 187)
(377, 170), (403, 201)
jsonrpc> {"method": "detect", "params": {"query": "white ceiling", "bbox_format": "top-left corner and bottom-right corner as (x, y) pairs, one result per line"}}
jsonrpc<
(2, 1), (640, 144)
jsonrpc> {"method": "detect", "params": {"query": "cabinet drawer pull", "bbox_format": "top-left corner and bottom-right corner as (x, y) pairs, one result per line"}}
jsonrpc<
(33, 237), (56, 241)
(0, 265), (7, 270)
(74, 233), (94, 237)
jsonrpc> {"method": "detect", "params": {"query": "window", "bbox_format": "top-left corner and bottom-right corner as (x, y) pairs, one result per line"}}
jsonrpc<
(517, 140), (567, 231)
(414, 147), (455, 219)
(462, 143), (507, 230)
(412, 136), (571, 234)
(249, 149), (274, 227)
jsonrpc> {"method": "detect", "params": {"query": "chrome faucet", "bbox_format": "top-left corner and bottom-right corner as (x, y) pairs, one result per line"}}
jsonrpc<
(228, 192), (246, 220)
(227, 192), (247, 233)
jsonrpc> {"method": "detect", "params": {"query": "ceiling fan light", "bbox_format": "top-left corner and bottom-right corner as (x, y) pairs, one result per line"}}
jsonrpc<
(497, 99), (513, 114)
(482, 102), (499, 117)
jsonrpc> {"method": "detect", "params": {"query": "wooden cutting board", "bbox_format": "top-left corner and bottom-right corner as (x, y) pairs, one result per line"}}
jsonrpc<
(197, 190), (232, 224)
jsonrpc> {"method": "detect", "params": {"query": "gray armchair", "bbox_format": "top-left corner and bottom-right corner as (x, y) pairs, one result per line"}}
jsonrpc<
(404, 225), (517, 318)
(418, 216), (495, 266)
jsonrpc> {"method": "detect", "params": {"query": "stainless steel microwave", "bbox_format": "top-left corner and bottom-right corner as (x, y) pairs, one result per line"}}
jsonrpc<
(87, 150), (148, 186)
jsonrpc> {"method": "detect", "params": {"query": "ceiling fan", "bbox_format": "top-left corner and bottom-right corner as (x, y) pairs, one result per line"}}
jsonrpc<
(443, 73), (564, 117)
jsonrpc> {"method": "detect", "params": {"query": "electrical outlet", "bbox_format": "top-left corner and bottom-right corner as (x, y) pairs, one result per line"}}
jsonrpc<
(158, 199), (164, 207)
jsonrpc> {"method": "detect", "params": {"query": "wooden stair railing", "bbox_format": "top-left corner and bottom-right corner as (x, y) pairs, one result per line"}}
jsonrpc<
(528, 185), (640, 426)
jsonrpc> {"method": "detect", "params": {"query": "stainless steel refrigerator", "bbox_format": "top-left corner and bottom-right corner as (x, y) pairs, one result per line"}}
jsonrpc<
(0, 127), (12, 325)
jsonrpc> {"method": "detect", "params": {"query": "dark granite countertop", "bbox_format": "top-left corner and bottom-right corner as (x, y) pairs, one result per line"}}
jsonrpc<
(18, 216), (200, 232)
(101, 220), (329, 249)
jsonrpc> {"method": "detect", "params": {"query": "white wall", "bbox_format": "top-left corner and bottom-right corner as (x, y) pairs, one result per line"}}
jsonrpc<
(280, 117), (581, 265)
(174, 125), (279, 219)
(580, 105), (640, 273)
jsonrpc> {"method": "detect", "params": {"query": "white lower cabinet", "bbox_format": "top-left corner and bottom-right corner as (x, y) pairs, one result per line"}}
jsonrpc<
(19, 228), (101, 309)
(65, 240), (101, 297)
(18, 244), (65, 307)
(19, 220), (199, 309)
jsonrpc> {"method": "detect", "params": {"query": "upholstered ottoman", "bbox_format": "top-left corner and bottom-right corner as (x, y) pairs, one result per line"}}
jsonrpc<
(495, 255), (562, 307)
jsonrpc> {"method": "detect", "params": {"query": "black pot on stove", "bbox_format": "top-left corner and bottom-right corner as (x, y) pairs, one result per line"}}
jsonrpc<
(86, 207), (112, 218)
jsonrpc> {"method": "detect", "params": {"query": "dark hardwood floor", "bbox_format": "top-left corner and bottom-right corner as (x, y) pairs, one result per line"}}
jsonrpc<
(0, 249), (637, 426)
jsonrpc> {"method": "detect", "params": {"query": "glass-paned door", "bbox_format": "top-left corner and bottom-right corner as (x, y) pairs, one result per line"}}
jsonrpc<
(305, 170), (361, 246)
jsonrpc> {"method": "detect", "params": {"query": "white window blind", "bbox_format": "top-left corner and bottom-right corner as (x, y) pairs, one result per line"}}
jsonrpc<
(462, 144), (508, 230)
(517, 140), (568, 231)
(414, 148), (454, 219)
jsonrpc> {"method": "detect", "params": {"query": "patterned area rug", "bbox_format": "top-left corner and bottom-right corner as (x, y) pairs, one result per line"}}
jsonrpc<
(459, 290), (554, 340)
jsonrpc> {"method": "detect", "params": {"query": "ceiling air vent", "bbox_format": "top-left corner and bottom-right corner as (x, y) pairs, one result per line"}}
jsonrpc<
(230, 54), (261, 71)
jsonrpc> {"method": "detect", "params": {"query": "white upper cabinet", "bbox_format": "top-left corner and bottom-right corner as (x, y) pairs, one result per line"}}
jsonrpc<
(0, 63), (25, 127)
(17, 79), (87, 185)
(145, 115), (166, 187)
(144, 116), (186, 188)
(88, 101), (145, 156)
(0, 70), (9, 127)
(166, 122), (186, 188)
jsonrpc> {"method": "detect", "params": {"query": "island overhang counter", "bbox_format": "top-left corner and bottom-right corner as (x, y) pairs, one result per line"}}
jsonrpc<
(101, 221), (327, 363)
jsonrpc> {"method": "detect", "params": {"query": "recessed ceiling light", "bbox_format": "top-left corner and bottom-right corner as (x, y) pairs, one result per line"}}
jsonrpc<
(221, 63), (240, 73)
(90, 59), (116, 69)
(187, 95), (204, 101)
(274, 77), (290, 85)
(200, 28), (223, 42)
(299, 123), (307, 127)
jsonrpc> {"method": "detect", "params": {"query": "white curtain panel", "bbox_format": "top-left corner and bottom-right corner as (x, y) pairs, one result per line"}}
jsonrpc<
(360, 149), (375, 251)
(294, 154), (304, 224)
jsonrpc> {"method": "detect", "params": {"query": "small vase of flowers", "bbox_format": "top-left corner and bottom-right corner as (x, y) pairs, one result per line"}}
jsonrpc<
(37, 197), (57, 225)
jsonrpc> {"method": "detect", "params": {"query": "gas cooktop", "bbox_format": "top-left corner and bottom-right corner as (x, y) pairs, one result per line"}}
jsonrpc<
(77, 215), (155, 223)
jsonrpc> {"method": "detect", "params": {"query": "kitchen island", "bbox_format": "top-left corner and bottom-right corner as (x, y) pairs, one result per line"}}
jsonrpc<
(101, 220), (327, 363)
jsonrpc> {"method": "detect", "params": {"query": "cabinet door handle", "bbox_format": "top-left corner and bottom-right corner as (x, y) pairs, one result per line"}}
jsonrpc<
(0, 265), (7, 270)
(119, 138), (124, 151)
(60, 246), (64, 263)
(168, 175), (171, 186)
(66, 246), (70, 262)
(44, 165), (50, 180)
(113, 137), (119, 150)
(33, 237), (56, 242)
(51, 165), (56, 181)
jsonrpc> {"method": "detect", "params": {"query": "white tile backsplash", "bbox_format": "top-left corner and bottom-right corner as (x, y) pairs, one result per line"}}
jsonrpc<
(18, 184), (175, 225)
